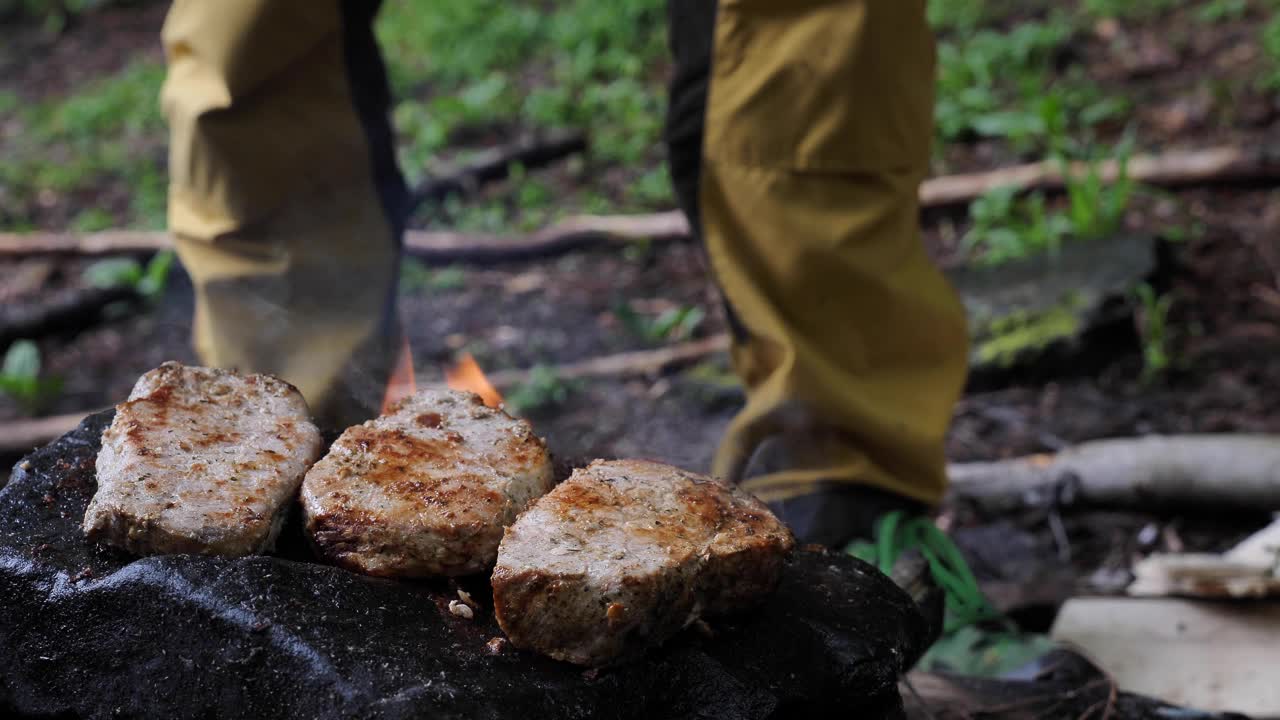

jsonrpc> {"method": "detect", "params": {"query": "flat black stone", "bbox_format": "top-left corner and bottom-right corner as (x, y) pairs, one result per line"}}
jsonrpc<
(0, 411), (932, 720)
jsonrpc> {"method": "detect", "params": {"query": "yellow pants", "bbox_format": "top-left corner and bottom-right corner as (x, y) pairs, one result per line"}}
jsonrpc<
(162, 0), (406, 428)
(162, 0), (968, 505)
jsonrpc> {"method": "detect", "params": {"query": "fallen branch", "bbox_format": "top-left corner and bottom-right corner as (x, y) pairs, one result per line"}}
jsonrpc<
(402, 211), (689, 264)
(7, 144), (1277, 260)
(920, 144), (1280, 207)
(486, 333), (729, 388)
(947, 434), (1280, 513)
(1, 286), (140, 348)
(0, 231), (164, 256)
(0, 211), (690, 262)
(0, 409), (106, 457)
(410, 129), (587, 208)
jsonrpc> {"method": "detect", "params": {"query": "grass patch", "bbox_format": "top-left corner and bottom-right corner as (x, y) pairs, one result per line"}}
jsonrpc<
(0, 340), (62, 414)
(1134, 283), (1176, 382)
(399, 259), (468, 294)
(1197, 0), (1250, 22)
(83, 249), (175, 302)
(934, 19), (1129, 156)
(1264, 5), (1280, 90)
(1081, 0), (1180, 21)
(376, 0), (670, 217)
(963, 142), (1139, 266)
(0, 59), (165, 230)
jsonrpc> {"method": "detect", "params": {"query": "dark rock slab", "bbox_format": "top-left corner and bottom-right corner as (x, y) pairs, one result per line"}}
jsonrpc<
(0, 411), (932, 720)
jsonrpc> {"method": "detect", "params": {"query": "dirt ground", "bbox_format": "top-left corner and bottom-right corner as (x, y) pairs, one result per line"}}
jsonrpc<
(2, 0), (1279, 634)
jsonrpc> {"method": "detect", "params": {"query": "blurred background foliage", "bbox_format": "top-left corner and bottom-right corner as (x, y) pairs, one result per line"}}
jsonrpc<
(0, 0), (1277, 246)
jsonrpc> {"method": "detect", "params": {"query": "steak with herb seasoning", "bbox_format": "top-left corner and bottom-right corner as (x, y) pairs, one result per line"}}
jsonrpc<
(301, 389), (554, 577)
(491, 459), (795, 666)
(83, 362), (323, 557)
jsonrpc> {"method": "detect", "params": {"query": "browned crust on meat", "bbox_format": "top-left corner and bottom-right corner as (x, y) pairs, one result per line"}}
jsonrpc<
(83, 362), (322, 557)
(491, 459), (794, 666)
(301, 389), (554, 578)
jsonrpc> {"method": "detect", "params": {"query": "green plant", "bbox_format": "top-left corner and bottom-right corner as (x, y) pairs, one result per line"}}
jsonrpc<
(962, 186), (1072, 265)
(1134, 283), (1175, 382)
(933, 17), (1137, 157)
(847, 511), (1058, 676)
(0, 340), (63, 413)
(927, 0), (988, 33)
(1263, 8), (1280, 90)
(614, 301), (706, 343)
(964, 140), (1141, 265)
(399, 259), (467, 294)
(626, 166), (674, 208)
(1083, 0), (1179, 20)
(0, 59), (165, 231)
(70, 207), (116, 232)
(1197, 0), (1249, 22)
(377, 0), (668, 187)
(1061, 147), (1138, 240)
(83, 249), (175, 302)
(504, 365), (576, 415)
(934, 22), (1071, 145)
(2, 0), (138, 34)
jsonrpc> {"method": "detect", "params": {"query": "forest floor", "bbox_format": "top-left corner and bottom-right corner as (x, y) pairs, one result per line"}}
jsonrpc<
(2, 0), (1279, 650)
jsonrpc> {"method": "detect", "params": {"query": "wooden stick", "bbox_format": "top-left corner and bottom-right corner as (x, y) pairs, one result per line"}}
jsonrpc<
(486, 333), (729, 388)
(919, 144), (1280, 207)
(0, 231), (164, 256)
(5, 145), (1275, 260)
(401, 211), (689, 264)
(0, 211), (690, 260)
(947, 434), (1280, 513)
(0, 409), (106, 456)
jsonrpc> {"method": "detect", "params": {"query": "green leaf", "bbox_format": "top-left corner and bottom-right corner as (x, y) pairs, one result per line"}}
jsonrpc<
(648, 306), (704, 341)
(612, 301), (649, 340)
(919, 625), (1057, 677)
(84, 257), (143, 290)
(2, 340), (41, 381)
(138, 249), (175, 300)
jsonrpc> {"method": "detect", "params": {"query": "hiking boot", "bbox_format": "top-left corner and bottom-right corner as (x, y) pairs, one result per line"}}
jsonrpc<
(767, 483), (928, 548)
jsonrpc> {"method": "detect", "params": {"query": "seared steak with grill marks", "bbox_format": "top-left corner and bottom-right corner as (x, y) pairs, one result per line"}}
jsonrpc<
(491, 459), (795, 666)
(301, 389), (554, 578)
(83, 362), (323, 557)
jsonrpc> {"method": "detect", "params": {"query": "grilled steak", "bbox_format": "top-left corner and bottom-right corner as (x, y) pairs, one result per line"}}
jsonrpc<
(83, 362), (323, 557)
(301, 389), (554, 577)
(491, 459), (795, 666)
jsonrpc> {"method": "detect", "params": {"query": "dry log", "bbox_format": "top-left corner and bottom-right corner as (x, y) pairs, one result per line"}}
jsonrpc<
(919, 144), (1280, 207)
(947, 434), (1280, 513)
(410, 129), (587, 208)
(0, 231), (164, 256)
(486, 333), (729, 388)
(0, 212), (690, 262)
(400, 211), (689, 264)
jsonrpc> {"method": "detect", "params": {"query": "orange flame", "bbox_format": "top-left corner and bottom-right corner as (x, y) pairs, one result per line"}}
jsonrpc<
(381, 335), (417, 415)
(445, 352), (504, 408)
